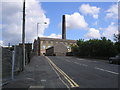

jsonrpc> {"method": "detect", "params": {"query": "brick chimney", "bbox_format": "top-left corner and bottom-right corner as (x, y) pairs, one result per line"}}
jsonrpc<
(62, 15), (66, 40)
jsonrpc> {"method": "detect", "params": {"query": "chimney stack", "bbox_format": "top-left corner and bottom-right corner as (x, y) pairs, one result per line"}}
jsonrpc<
(62, 15), (66, 40)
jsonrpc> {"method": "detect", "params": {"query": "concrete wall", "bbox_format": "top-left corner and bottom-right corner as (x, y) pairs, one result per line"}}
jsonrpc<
(54, 43), (68, 56)
(46, 47), (54, 56)
(46, 43), (68, 56)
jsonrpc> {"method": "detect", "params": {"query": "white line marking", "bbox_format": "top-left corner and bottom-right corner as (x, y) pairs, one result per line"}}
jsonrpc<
(66, 60), (70, 62)
(66, 57), (71, 59)
(82, 64), (88, 67)
(77, 58), (98, 62)
(77, 58), (86, 61)
(65, 60), (71, 63)
(74, 62), (79, 64)
(73, 62), (88, 67)
(77, 58), (91, 62)
(29, 86), (44, 88)
(94, 67), (119, 75)
(41, 79), (46, 82)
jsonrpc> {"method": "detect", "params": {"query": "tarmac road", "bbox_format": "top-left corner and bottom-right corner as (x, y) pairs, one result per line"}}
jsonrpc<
(2, 56), (119, 89)
(48, 56), (119, 88)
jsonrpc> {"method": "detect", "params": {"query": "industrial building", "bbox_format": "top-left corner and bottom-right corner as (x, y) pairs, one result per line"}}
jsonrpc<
(33, 15), (77, 56)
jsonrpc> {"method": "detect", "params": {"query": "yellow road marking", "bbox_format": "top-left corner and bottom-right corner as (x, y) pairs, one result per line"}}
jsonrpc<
(47, 57), (70, 88)
(47, 57), (75, 87)
(45, 56), (79, 88)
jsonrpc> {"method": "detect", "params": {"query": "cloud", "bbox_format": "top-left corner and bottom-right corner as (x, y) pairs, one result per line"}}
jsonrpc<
(106, 4), (118, 19)
(2, 0), (50, 46)
(79, 4), (100, 19)
(46, 33), (62, 39)
(85, 28), (101, 39)
(65, 12), (88, 29)
(0, 40), (3, 46)
(118, 0), (120, 19)
(102, 22), (118, 39)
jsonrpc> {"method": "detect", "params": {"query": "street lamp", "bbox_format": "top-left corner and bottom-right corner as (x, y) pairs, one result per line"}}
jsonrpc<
(37, 22), (47, 56)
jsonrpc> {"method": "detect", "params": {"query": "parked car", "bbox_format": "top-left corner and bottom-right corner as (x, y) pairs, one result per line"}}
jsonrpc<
(109, 54), (120, 64)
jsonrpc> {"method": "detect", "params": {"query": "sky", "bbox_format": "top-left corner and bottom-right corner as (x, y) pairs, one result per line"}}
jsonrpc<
(0, 0), (119, 46)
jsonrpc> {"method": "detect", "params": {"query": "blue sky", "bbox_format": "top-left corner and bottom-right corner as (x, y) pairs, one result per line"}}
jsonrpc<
(42, 2), (118, 40)
(1, 1), (118, 46)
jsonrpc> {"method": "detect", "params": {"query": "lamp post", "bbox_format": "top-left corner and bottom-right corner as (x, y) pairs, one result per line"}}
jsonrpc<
(37, 22), (47, 56)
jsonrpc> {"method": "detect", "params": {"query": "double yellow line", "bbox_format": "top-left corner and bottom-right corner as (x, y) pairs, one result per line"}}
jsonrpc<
(45, 56), (79, 88)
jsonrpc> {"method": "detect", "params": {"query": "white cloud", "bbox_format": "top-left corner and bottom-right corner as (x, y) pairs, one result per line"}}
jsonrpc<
(99, 27), (104, 31)
(106, 4), (118, 19)
(0, 40), (3, 46)
(65, 12), (88, 29)
(79, 4), (100, 19)
(102, 22), (118, 39)
(118, 0), (120, 19)
(46, 33), (62, 39)
(2, 0), (50, 46)
(85, 28), (101, 39)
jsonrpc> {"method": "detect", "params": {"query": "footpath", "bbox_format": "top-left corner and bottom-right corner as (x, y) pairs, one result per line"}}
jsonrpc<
(2, 56), (66, 89)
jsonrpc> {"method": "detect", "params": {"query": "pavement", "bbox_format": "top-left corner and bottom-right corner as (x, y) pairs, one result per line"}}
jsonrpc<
(2, 56), (120, 89)
(2, 56), (67, 89)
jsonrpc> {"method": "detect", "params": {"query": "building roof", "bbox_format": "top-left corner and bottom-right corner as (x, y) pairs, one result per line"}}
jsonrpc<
(38, 37), (77, 43)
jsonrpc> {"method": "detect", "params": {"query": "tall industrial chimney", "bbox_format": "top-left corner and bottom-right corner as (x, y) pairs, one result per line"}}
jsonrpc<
(62, 15), (66, 40)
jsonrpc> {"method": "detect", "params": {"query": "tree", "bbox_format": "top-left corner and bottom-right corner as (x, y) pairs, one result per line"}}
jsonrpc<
(71, 37), (117, 58)
(114, 32), (120, 53)
(114, 33), (120, 42)
(71, 44), (79, 56)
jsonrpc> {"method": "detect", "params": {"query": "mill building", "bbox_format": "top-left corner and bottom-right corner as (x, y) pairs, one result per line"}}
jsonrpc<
(33, 15), (77, 56)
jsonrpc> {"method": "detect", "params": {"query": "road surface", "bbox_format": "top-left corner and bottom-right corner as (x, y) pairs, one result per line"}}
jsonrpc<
(2, 56), (119, 89)
(48, 56), (119, 88)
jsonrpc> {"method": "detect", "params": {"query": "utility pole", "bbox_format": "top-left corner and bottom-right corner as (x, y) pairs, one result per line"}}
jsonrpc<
(22, 0), (26, 71)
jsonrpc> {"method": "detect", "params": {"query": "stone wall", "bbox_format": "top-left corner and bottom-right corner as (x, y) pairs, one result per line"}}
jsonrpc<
(46, 43), (68, 56)
(0, 46), (2, 87)
(2, 47), (12, 84)
(2, 43), (32, 85)
(46, 47), (54, 56)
